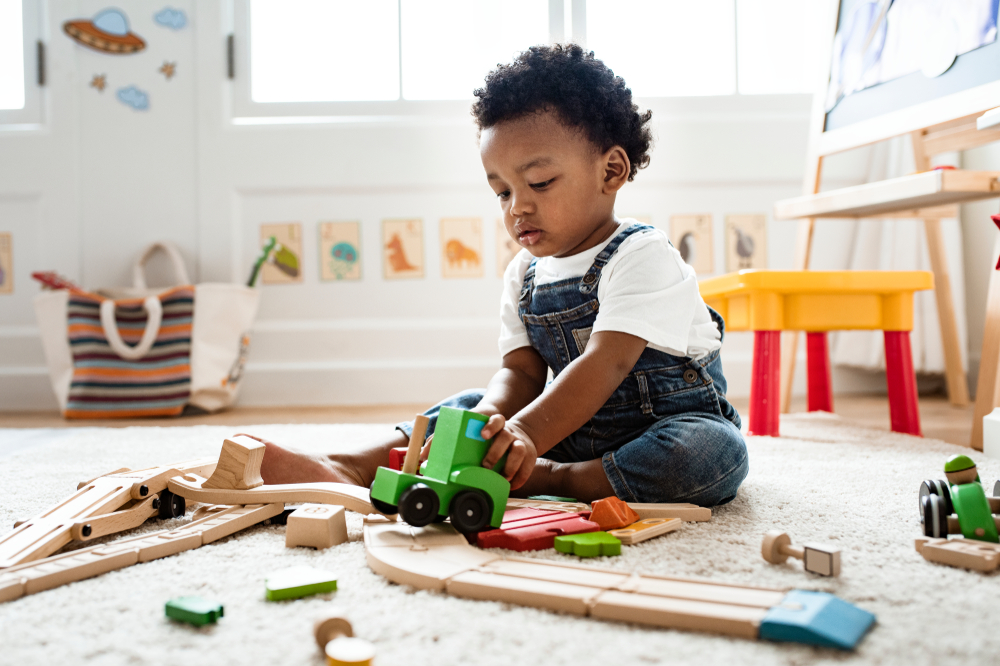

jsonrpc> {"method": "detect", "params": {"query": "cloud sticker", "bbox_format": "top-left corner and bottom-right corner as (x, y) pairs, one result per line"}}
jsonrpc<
(154, 7), (187, 30)
(117, 85), (149, 111)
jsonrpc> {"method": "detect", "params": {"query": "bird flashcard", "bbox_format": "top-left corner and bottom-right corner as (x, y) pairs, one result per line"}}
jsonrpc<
(319, 222), (361, 281)
(496, 219), (520, 277)
(260, 223), (303, 284)
(0, 233), (12, 294)
(670, 214), (714, 274)
(383, 219), (424, 280)
(441, 218), (483, 279)
(725, 214), (767, 272)
(64, 8), (146, 54)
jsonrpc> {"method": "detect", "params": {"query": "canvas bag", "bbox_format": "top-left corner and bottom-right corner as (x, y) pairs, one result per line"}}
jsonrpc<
(34, 242), (260, 418)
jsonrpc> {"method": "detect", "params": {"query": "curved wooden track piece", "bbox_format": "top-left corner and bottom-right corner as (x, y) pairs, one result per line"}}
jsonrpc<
(168, 473), (380, 516)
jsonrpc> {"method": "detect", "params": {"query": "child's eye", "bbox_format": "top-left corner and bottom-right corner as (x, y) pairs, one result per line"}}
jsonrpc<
(530, 179), (554, 189)
(497, 190), (510, 200)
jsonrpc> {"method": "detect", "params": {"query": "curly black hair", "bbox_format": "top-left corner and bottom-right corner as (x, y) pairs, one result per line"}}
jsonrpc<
(472, 44), (653, 181)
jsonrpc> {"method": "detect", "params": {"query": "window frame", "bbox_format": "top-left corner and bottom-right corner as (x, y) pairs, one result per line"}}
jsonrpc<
(0, 0), (45, 129)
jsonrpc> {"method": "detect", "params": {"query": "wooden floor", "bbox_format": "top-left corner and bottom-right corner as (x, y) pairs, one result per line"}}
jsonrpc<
(0, 395), (976, 447)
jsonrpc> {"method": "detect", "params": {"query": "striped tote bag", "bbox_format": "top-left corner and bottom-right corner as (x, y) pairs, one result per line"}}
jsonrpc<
(35, 242), (259, 418)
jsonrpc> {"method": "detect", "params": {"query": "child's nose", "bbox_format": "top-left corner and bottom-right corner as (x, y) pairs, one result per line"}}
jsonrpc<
(509, 190), (534, 216)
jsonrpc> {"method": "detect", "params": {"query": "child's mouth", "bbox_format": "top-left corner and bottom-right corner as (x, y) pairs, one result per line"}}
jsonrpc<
(518, 229), (542, 245)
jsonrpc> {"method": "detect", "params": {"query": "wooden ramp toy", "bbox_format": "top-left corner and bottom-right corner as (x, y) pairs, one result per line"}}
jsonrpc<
(363, 518), (876, 650)
(0, 458), (217, 569)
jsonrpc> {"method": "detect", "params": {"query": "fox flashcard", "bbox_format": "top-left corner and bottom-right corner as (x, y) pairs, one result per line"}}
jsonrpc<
(382, 219), (424, 279)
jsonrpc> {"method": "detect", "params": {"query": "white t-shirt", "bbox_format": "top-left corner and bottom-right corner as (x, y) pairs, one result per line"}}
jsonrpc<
(499, 220), (722, 359)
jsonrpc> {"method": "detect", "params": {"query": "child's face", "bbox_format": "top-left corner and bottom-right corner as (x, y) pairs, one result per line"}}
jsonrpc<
(480, 109), (625, 258)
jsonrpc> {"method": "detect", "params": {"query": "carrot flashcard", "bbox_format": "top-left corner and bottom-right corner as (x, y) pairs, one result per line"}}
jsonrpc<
(382, 219), (424, 280)
(441, 218), (483, 279)
(319, 222), (361, 281)
(260, 223), (303, 285)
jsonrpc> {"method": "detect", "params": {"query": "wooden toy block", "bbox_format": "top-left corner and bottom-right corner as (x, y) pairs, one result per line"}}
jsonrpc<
(168, 473), (379, 516)
(388, 447), (407, 471)
(506, 498), (590, 513)
(762, 531), (841, 577)
(314, 612), (376, 666)
(588, 497), (640, 530)
(476, 508), (600, 551)
(554, 532), (622, 558)
(265, 566), (338, 601)
(363, 520), (876, 649)
(915, 536), (1000, 571)
(286, 504), (348, 549)
(609, 518), (683, 545)
(201, 435), (266, 490)
(165, 596), (224, 626)
(627, 502), (711, 522)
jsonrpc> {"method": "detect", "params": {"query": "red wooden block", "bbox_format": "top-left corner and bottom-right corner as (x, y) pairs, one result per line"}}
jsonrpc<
(388, 447), (407, 471)
(476, 508), (600, 552)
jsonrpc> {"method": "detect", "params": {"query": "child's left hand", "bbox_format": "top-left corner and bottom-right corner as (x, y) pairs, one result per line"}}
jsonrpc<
(480, 415), (537, 490)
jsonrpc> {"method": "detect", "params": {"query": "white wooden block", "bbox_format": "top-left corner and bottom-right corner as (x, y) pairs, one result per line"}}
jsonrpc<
(286, 504), (348, 550)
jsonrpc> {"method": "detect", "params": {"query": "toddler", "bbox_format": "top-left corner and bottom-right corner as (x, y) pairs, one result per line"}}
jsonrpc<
(257, 44), (748, 505)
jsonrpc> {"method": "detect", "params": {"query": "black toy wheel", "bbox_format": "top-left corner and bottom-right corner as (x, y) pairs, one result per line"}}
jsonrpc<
(449, 490), (491, 534)
(398, 483), (440, 527)
(922, 494), (950, 538)
(158, 489), (186, 519)
(369, 481), (398, 515)
(918, 479), (952, 521)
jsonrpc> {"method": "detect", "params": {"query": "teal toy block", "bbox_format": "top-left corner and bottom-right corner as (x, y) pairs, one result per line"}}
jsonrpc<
(265, 566), (338, 601)
(759, 590), (876, 650)
(553, 531), (621, 557)
(165, 596), (224, 626)
(528, 495), (578, 503)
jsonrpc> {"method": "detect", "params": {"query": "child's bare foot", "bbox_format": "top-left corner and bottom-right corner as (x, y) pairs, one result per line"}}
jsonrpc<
(239, 435), (367, 487)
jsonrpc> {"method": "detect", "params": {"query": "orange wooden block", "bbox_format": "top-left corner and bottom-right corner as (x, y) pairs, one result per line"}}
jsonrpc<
(588, 497), (639, 531)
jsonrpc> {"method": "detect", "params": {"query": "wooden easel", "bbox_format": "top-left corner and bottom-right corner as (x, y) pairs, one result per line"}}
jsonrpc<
(775, 2), (1000, 424)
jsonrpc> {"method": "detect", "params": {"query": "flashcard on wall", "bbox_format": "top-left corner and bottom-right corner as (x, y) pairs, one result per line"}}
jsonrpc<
(670, 214), (714, 274)
(496, 219), (520, 278)
(725, 214), (767, 272)
(382, 219), (424, 280)
(319, 222), (361, 281)
(64, 8), (146, 54)
(260, 223), (303, 284)
(441, 218), (483, 279)
(0, 233), (11, 294)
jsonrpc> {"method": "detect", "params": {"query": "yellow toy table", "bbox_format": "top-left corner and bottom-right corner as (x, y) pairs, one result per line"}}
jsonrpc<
(699, 270), (933, 438)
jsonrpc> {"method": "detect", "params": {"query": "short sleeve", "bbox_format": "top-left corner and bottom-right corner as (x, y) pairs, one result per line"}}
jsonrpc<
(498, 250), (533, 357)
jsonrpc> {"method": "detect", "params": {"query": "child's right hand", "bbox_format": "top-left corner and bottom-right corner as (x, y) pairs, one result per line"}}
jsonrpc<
(480, 414), (537, 490)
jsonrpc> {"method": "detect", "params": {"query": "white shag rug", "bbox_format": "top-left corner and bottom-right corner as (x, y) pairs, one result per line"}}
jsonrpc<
(1, 414), (998, 666)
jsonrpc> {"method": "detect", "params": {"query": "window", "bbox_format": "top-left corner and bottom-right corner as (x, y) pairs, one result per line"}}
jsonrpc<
(233, 0), (827, 122)
(0, 0), (43, 127)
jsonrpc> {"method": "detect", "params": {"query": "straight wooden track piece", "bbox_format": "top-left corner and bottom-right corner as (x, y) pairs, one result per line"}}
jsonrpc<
(0, 458), (217, 569)
(201, 435), (266, 490)
(0, 503), (282, 604)
(168, 473), (379, 516)
(69, 494), (160, 541)
(627, 503), (711, 522)
(363, 520), (875, 650)
(915, 537), (1000, 572)
(505, 498), (590, 514)
(609, 518), (683, 545)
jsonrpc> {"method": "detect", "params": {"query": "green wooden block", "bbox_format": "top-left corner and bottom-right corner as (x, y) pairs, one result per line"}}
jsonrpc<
(165, 596), (224, 626)
(554, 532), (621, 558)
(265, 566), (338, 601)
(527, 495), (578, 503)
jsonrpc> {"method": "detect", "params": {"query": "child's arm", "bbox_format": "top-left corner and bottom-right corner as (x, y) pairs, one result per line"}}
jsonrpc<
(474, 347), (549, 419)
(481, 331), (648, 488)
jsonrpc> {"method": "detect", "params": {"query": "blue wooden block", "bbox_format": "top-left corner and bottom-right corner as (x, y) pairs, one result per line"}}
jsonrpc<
(759, 590), (876, 650)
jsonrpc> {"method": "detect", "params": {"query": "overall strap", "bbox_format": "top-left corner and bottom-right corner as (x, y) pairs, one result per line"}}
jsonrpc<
(579, 224), (654, 294)
(519, 258), (538, 307)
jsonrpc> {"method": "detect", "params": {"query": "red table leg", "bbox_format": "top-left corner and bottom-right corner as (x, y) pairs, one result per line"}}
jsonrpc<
(749, 330), (781, 436)
(884, 330), (922, 436)
(806, 332), (834, 413)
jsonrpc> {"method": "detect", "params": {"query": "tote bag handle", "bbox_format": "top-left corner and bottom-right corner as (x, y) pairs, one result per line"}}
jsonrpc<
(100, 296), (163, 360)
(132, 242), (191, 290)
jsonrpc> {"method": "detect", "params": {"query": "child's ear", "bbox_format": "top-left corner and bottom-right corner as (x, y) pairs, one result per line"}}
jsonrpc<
(601, 146), (630, 194)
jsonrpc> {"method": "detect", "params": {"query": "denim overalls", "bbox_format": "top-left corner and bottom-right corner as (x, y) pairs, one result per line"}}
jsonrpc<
(398, 224), (749, 506)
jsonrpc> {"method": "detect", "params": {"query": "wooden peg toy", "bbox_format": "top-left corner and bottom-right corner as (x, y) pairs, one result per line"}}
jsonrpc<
(201, 435), (266, 490)
(762, 531), (841, 577)
(314, 611), (375, 666)
(286, 504), (348, 549)
(588, 497), (640, 530)
(608, 517), (682, 545)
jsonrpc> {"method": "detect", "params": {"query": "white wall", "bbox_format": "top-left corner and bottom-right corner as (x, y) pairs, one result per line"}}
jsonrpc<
(2, 1), (989, 412)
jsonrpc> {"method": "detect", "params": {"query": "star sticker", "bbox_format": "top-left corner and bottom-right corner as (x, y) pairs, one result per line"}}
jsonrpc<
(90, 74), (106, 92)
(159, 61), (176, 80)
